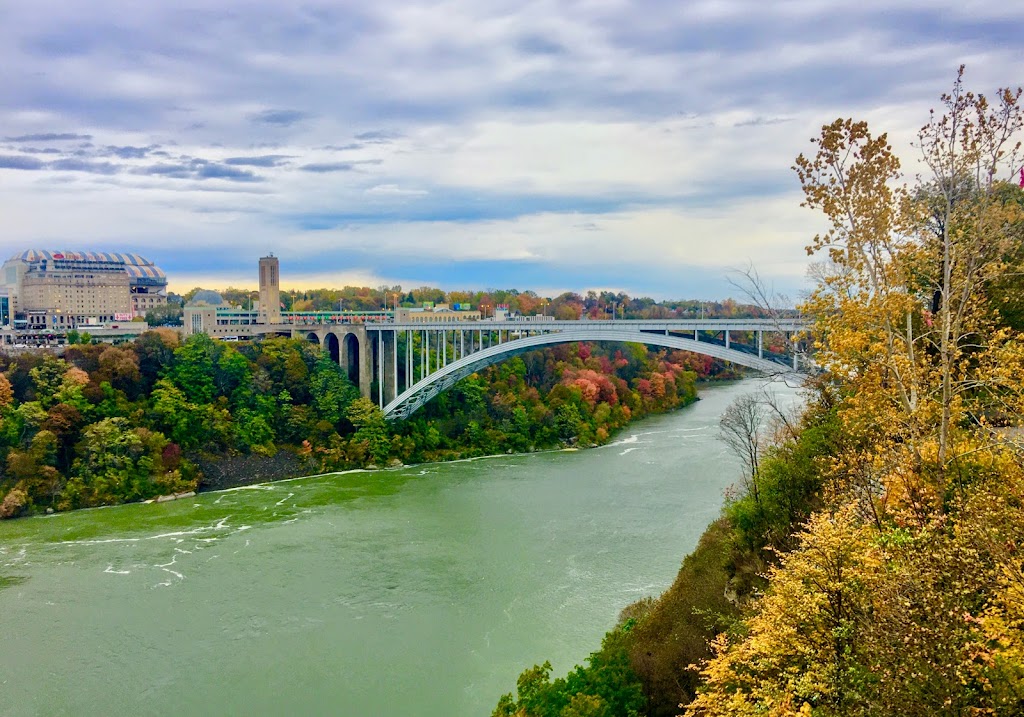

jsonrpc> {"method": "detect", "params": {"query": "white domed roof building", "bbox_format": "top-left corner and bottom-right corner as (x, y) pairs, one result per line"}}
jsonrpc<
(1, 249), (168, 329)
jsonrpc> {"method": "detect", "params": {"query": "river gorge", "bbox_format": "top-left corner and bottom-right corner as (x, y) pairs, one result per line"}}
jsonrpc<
(0, 378), (799, 716)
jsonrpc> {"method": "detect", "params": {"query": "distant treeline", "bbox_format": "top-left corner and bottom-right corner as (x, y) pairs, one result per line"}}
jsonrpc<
(177, 285), (787, 321)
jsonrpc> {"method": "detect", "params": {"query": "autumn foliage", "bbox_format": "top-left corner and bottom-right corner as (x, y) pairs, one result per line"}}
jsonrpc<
(495, 71), (1024, 717)
(687, 69), (1024, 716)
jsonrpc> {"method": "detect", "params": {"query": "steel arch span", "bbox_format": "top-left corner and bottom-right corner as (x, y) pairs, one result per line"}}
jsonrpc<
(382, 329), (802, 421)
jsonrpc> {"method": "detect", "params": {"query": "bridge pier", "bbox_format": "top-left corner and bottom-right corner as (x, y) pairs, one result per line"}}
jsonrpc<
(358, 333), (371, 400)
(383, 331), (397, 406)
(295, 326), (373, 401)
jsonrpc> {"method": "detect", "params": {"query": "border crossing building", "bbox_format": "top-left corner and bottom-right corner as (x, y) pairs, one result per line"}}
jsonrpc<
(0, 250), (167, 329)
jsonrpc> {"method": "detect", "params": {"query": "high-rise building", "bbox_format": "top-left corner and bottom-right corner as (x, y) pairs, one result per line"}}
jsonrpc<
(0, 250), (167, 328)
(258, 255), (281, 324)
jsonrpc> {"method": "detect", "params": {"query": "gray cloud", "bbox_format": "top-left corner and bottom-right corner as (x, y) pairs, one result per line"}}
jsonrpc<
(354, 130), (402, 142)
(49, 158), (120, 174)
(515, 34), (566, 56)
(132, 159), (263, 182)
(0, 155), (45, 170)
(195, 163), (262, 181)
(320, 143), (365, 151)
(299, 159), (382, 173)
(250, 109), (309, 127)
(734, 117), (794, 128)
(224, 155), (292, 167)
(135, 163), (192, 179)
(4, 133), (93, 142)
(299, 162), (357, 173)
(103, 145), (157, 159)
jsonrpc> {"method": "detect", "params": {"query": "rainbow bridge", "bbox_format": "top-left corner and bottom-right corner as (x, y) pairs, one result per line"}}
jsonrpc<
(346, 318), (809, 421)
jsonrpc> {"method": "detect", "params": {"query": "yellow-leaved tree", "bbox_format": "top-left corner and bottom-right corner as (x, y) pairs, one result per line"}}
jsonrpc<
(687, 507), (882, 716)
(687, 70), (1024, 717)
(795, 67), (1023, 519)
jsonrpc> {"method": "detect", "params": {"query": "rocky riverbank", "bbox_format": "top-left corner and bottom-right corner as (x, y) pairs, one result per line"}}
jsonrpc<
(190, 450), (316, 492)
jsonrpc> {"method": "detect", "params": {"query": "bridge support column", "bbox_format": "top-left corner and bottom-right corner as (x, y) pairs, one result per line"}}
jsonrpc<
(383, 331), (397, 405)
(758, 331), (763, 359)
(360, 332), (373, 401)
(725, 330), (730, 349)
(376, 330), (384, 408)
(694, 329), (698, 341)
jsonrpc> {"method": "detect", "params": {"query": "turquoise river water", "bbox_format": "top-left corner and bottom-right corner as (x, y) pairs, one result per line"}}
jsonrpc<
(0, 378), (799, 716)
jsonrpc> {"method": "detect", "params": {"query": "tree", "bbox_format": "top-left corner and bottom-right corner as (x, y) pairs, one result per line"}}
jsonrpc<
(144, 302), (183, 326)
(133, 328), (179, 391)
(96, 346), (142, 398)
(5, 430), (62, 513)
(493, 627), (646, 717)
(165, 333), (219, 404)
(914, 68), (1023, 471)
(719, 393), (769, 507)
(29, 358), (70, 409)
(555, 402), (583, 441)
(688, 507), (883, 717)
(345, 398), (390, 464)
(794, 70), (1024, 516)
(0, 374), (13, 411)
(63, 418), (193, 508)
(309, 354), (360, 427)
(687, 69), (1024, 717)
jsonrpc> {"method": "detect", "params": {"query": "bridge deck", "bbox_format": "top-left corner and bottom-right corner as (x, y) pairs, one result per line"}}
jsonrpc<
(371, 318), (807, 331)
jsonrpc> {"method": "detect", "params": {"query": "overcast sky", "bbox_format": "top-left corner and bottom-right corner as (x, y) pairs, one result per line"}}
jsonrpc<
(1, 1), (1021, 300)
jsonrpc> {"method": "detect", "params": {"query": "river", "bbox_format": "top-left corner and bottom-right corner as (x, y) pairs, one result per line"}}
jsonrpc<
(0, 378), (800, 716)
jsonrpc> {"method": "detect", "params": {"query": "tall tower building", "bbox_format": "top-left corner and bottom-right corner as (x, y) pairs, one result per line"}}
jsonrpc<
(258, 255), (281, 324)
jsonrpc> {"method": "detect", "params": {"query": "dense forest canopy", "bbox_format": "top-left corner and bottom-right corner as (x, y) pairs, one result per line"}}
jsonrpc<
(0, 329), (734, 519)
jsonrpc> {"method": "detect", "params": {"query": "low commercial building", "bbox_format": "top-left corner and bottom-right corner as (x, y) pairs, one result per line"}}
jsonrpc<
(394, 304), (481, 323)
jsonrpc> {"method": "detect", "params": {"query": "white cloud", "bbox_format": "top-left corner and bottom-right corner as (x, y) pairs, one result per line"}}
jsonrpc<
(364, 184), (429, 197)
